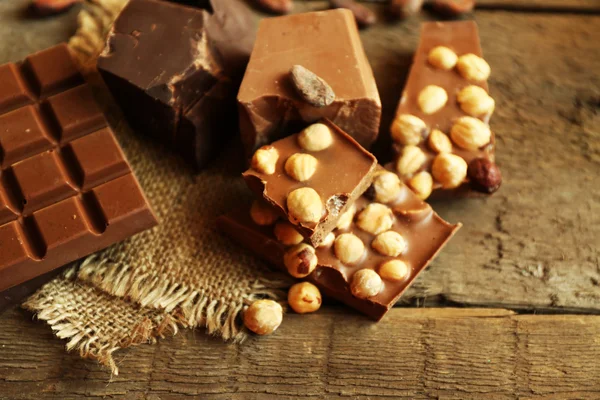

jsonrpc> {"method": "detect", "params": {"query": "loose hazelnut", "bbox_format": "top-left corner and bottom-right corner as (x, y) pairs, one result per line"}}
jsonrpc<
(427, 129), (453, 154)
(284, 243), (318, 278)
(372, 231), (406, 257)
(379, 260), (410, 282)
(250, 199), (279, 226)
(369, 171), (402, 203)
(431, 153), (468, 189)
(457, 85), (495, 117)
(390, 114), (427, 146)
(350, 269), (383, 299)
(287, 187), (323, 224)
(427, 46), (458, 70)
(319, 232), (335, 247)
(334, 233), (365, 264)
(418, 85), (448, 115)
(251, 146), (279, 175)
(456, 53), (491, 82)
(467, 158), (502, 193)
(243, 299), (283, 335)
(284, 153), (318, 182)
(356, 203), (394, 235)
(274, 221), (304, 246)
(396, 145), (427, 177)
(288, 282), (322, 314)
(450, 116), (492, 150)
(407, 171), (433, 200)
(336, 204), (356, 230)
(297, 123), (333, 151)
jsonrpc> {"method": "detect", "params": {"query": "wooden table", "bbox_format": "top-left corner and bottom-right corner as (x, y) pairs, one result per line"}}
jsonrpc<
(1, 0), (599, 398)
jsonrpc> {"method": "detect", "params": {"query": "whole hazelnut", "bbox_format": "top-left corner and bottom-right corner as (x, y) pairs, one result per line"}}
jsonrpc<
(319, 232), (336, 247)
(274, 221), (304, 246)
(287, 187), (323, 224)
(285, 153), (318, 182)
(283, 243), (318, 278)
(432, 153), (468, 189)
(428, 46), (458, 70)
(390, 114), (427, 146)
(379, 260), (410, 282)
(396, 145), (427, 177)
(371, 231), (406, 257)
(368, 171), (402, 203)
(297, 123), (333, 152)
(407, 171), (433, 200)
(418, 85), (448, 115)
(356, 203), (394, 235)
(334, 233), (365, 264)
(467, 158), (502, 193)
(250, 199), (279, 226)
(427, 129), (453, 154)
(288, 282), (322, 314)
(450, 116), (491, 150)
(251, 146), (279, 175)
(243, 299), (283, 335)
(456, 53), (491, 82)
(350, 269), (383, 299)
(335, 204), (356, 230)
(457, 85), (495, 117)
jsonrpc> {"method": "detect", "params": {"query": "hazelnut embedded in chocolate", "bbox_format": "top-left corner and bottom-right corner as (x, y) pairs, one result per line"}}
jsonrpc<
(285, 153), (318, 182)
(284, 243), (318, 278)
(290, 65), (335, 108)
(334, 233), (365, 264)
(286, 187), (323, 224)
(350, 269), (383, 299)
(468, 158), (502, 193)
(251, 145), (279, 175)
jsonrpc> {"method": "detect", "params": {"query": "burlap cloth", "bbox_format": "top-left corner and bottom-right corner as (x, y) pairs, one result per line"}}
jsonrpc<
(23, 0), (290, 375)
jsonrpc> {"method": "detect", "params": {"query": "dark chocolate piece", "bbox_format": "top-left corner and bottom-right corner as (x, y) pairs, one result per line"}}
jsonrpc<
(0, 44), (157, 292)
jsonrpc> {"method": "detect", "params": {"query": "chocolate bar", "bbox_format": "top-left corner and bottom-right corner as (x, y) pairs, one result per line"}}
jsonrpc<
(97, 0), (256, 169)
(0, 44), (157, 292)
(243, 120), (377, 246)
(237, 9), (382, 155)
(389, 21), (501, 200)
(218, 170), (460, 320)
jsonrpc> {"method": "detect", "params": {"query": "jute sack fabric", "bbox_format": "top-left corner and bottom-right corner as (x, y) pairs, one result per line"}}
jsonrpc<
(24, 0), (289, 375)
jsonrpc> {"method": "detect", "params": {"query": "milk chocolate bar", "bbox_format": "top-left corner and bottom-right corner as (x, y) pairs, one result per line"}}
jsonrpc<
(243, 120), (377, 246)
(97, 0), (255, 169)
(0, 44), (157, 292)
(218, 171), (460, 320)
(238, 9), (382, 155)
(389, 21), (501, 200)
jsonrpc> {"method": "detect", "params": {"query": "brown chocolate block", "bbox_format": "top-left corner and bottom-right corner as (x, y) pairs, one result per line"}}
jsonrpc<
(0, 44), (157, 292)
(237, 9), (381, 155)
(389, 21), (500, 199)
(243, 119), (377, 246)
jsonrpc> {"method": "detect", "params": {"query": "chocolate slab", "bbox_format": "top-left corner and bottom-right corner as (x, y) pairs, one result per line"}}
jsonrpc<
(243, 119), (377, 246)
(237, 9), (381, 155)
(389, 21), (498, 198)
(97, 0), (255, 169)
(218, 180), (460, 321)
(0, 44), (157, 292)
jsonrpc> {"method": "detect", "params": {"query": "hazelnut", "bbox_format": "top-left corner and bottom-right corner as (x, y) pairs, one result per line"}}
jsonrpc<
(456, 53), (491, 82)
(284, 243), (318, 278)
(356, 203), (394, 235)
(335, 204), (356, 230)
(396, 145), (427, 177)
(287, 187), (323, 224)
(427, 46), (458, 70)
(457, 85), (495, 117)
(390, 114), (427, 146)
(284, 153), (318, 182)
(334, 233), (365, 264)
(467, 158), (502, 193)
(243, 299), (283, 335)
(350, 269), (383, 299)
(274, 221), (304, 246)
(297, 123), (333, 152)
(407, 171), (433, 200)
(418, 85), (448, 115)
(450, 116), (491, 150)
(288, 282), (322, 314)
(432, 153), (468, 189)
(379, 260), (410, 282)
(427, 129), (453, 154)
(250, 200), (279, 226)
(319, 232), (335, 247)
(368, 171), (402, 203)
(372, 231), (406, 257)
(251, 146), (279, 175)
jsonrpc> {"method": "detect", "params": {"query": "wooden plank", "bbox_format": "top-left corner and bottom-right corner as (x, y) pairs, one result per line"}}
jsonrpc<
(1, 307), (600, 398)
(475, 0), (600, 13)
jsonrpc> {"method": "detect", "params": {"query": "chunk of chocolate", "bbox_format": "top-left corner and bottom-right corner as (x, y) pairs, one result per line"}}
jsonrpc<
(388, 21), (499, 199)
(0, 44), (157, 292)
(97, 0), (256, 169)
(243, 120), (377, 246)
(238, 9), (382, 155)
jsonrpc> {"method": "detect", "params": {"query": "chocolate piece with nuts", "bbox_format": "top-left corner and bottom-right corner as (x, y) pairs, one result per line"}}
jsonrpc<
(290, 65), (336, 108)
